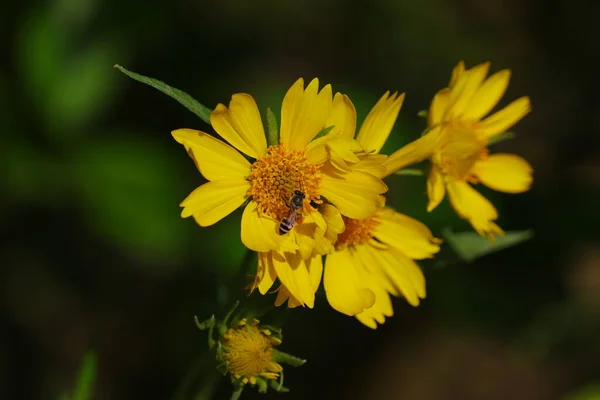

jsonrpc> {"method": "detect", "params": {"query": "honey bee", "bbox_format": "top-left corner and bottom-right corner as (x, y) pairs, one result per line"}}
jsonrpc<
(278, 190), (305, 235)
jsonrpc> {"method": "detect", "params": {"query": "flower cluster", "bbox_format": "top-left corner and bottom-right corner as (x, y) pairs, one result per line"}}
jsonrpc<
(174, 62), (533, 332)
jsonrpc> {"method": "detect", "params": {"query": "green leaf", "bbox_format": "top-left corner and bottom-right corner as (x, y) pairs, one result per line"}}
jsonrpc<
(271, 349), (306, 367)
(115, 64), (212, 124)
(265, 107), (279, 146)
(487, 131), (515, 146)
(417, 110), (427, 118)
(443, 228), (533, 263)
(394, 168), (425, 176)
(61, 351), (97, 400)
(313, 125), (334, 140)
(564, 383), (600, 400)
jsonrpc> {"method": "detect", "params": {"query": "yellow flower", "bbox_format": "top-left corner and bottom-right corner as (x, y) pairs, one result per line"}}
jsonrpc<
(172, 78), (387, 258)
(220, 318), (284, 386)
(325, 207), (441, 328)
(257, 91), (442, 327)
(423, 61), (534, 238)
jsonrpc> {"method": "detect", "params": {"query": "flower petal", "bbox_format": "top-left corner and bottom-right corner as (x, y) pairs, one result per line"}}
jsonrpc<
(361, 245), (425, 306)
(210, 93), (267, 158)
(428, 88), (451, 126)
(317, 204), (345, 254)
(257, 252), (278, 294)
(280, 78), (333, 150)
(449, 61), (466, 87)
(478, 96), (532, 138)
(172, 129), (251, 181)
(356, 91), (405, 153)
(320, 166), (388, 219)
(274, 285), (302, 308)
(446, 62), (490, 119)
(473, 153), (533, 193)
(324, 248), (375, 316)
(375, 210), (441, 260)
(272, 251), (314, 308)
(355, 280), (393, 329)
(446, 178), (505, 238)
(381, 126), (443, 178)
(462, 69), (511, 121)
(426, 166), (446, 212)
(306, 254), (324, 292)
(293, 209), (327, 260)
(180, 180), (249, 226)
(326, 93), (357, 139)
(241, 201), (298, 252)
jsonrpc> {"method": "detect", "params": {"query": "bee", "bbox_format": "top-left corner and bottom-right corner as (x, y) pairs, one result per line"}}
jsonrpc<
(278, 190), (305, 235)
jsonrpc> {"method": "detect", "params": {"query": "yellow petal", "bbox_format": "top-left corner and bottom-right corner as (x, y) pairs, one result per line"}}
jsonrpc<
(240, 201), (297, 252)
(324, 249), (375, 316)
(326, 93), (357, 139)
(280, 78), (333, 150)
(356, 91), (405, 153)
(375, 210), (441, 260)
(473, 153), (533, 193)
(293, 209), (327, 260)
(272, 251), (314, 308)
(428, 88), (451, 127)
(274, 285), (302, 308)
(462, 69), (511, 121)
(362, 245), (425, 306)
(381, 126), (443, 178)
(257, 252), (278, 294)
(210, 94), (267, 158)
(426, 166), (446, 212)
(273, 255), (321, 308)
(172, 129), (251, 181)
(306, 254), (323, 292)
(446, 178), (504, 238)
(449, 61), (466, 87)
(317, 204), (345, 254)
(478, 96), (531, 138)
(320, 166), (388, 219)
(180, 180), (249, 226)
(446, 62), (490, 120)
(355, 281), (393, 329)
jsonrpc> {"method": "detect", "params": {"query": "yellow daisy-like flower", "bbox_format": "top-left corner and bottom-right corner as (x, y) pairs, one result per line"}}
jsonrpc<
(423, 61), (534, 239)
(172, 78), (387, 260)
(256, 90), (442, 327)
(325, 207), (441, 328)
(220, 318), (284, 386)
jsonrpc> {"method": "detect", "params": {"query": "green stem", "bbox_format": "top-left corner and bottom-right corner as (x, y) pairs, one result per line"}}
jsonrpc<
(394, 168), (425, 176)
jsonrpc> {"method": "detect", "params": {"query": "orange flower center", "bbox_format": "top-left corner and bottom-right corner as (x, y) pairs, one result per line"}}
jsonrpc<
(437, 122), (488, 180)
(221, 319), (283, 381)
(248, 144), (321, 220)
(335, 216), (380, 250)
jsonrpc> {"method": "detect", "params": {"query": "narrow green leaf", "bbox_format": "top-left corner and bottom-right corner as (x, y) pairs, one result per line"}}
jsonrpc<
(394, 168), (425, 176)
(487, 131), (515, 146)
(417, 110), (427, 118)
(313, 125), (335, 140)
(271, 349), (306, 367)
(114, 64), (212, 124)
(265, 107), (279, 146)
(72, 351), (97, 400)
(443, 228), (533, 263)
(564, 383), (600, 400)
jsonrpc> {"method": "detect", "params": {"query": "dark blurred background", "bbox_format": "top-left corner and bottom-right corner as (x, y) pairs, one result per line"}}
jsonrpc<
(2, 0), (600, 399)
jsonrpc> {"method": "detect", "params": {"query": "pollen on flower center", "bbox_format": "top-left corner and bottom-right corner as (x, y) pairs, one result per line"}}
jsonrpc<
(248, 144), (321, 220)
(221, 319), (283, 382)
(438, 123), (488, 179)
(335, 216), (380, 250)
